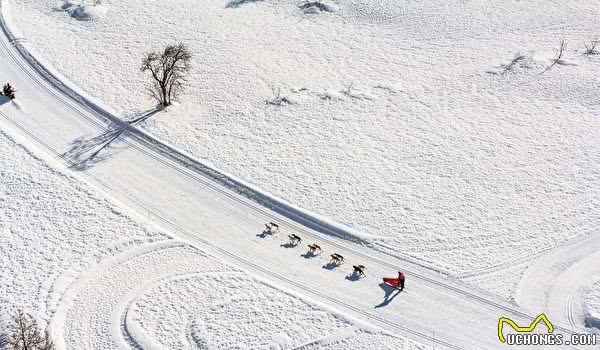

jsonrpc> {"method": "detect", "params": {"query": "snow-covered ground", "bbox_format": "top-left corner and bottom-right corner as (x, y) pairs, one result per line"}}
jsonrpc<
(2, 0), (600, 347)
(5, 19), (549, 347)
(0, 127), (430, 349)
(6, 0), (600, 283)
(513, 232), (600, 333)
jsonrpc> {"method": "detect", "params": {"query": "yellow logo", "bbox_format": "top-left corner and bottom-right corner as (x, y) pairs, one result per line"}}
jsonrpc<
(498, 314), (554, 343)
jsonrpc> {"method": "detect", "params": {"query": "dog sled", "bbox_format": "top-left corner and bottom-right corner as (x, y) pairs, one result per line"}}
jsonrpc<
(383, 277), (399, 288)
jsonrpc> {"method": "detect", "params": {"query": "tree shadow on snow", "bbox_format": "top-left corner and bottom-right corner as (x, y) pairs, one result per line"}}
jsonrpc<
(62, 109), (159, 170)
(374, 282), (401, 308)
(62, 124), (126, 170)
(124, 108), (161, 125)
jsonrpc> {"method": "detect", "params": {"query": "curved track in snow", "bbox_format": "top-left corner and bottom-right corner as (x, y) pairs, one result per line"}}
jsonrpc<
(516, 232), (600, 332)
(0, 1), (592, 349)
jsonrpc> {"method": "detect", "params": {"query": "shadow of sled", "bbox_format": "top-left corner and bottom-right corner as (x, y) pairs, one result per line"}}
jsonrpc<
(374, 282), (401, 308)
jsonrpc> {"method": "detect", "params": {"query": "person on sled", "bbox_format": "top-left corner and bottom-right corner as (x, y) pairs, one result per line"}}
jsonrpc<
(398, 271), (405, 291)
(383, 271), (405, 290)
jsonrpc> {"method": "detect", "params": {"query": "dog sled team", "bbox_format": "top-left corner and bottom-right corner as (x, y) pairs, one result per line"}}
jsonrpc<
(262, 222), (406, 290)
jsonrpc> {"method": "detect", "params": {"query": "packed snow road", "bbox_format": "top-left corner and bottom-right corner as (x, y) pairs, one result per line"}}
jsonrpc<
(517, 232), (600, 332)
(0, 4), (589, 350)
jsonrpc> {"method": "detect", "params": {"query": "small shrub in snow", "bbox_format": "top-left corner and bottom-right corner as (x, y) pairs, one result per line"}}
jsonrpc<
(7, 310), (54, 350)
(487, 53), (546, 76)
(141, 43), (192, 108)
(341, 82), (354, 96)
(502, 54), (527, 73)
(339, 82), (377, 100)
(2, 83), (16, 99)
(299, 1), (338, 14)
(266, 87), (293, 106)
(61, 0), (108, 21)
(542, 39), (567, 73)
(225, 0), (263, 8)
(584, 39), (599, 55)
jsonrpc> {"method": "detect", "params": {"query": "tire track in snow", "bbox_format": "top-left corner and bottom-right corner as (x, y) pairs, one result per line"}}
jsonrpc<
(46, 240), (190, 350)
(517, 233), (600, 334)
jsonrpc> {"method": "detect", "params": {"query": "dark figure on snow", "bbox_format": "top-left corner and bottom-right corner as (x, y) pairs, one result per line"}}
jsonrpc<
(288, 234), (301, 245)
(2, 83), (16, 100)
(265, 222), (279, 234)
(398, 271), (405, 291)
(307, 244), (321, 254)
(353, 265), (366, 278)
(330, 253), (344, 265)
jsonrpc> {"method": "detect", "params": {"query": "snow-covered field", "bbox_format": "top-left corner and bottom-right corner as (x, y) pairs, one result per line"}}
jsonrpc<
(6, 0), (600, 282)
(3, 0), (600, 346)
(0, 128), (427, 349)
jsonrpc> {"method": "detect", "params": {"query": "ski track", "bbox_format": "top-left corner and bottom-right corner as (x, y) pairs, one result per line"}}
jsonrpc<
(124, 272), (352, 350)
(52, 241), (376, 350)
(0, 131), (425, 349)
(516, 232), (600, 333)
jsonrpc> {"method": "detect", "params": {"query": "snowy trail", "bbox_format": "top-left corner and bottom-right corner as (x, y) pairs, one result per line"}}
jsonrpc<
(0, 3), (588, 349)
(516, 232), (600, 332)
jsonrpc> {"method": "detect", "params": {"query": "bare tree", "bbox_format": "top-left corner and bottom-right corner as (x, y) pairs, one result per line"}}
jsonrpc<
(140, 43), (192, 108)
(8, 310), (54, 350)
(266, 86), (293, 106)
